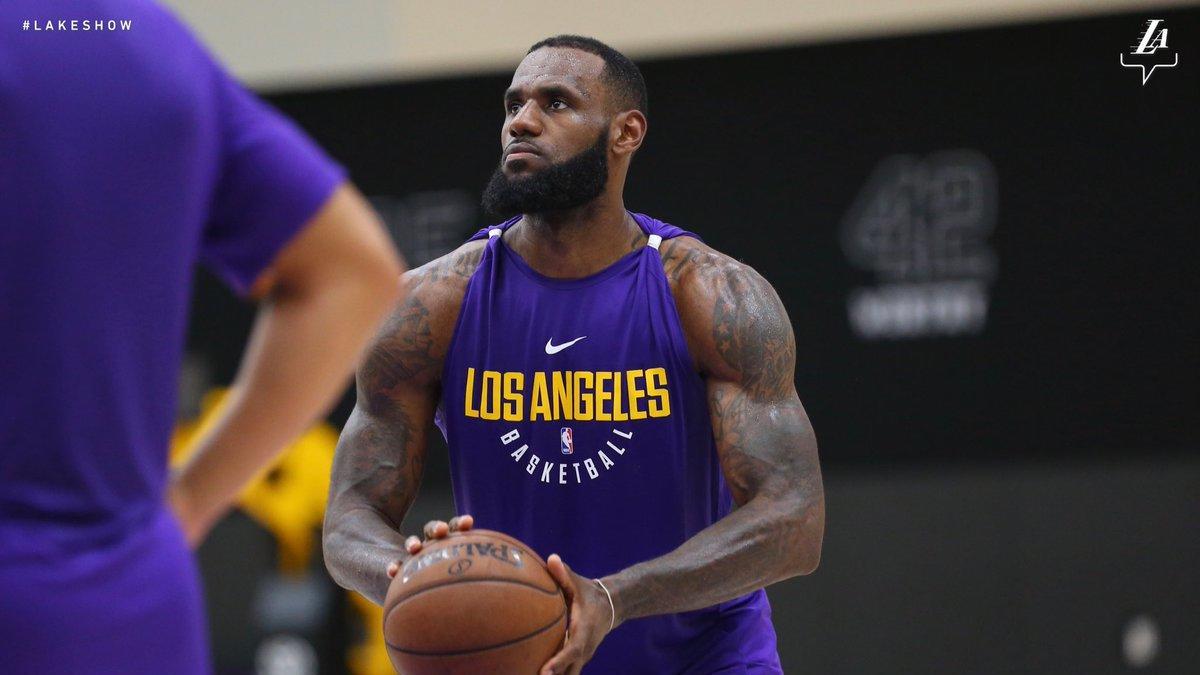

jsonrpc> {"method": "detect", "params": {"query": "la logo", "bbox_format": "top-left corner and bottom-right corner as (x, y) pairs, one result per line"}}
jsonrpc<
(1133, 19), (1169, 54)
(1121, 19), (1178, 85)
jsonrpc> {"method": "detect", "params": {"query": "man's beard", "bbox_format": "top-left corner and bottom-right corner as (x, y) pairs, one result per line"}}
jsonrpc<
(482, 130), (609, 219)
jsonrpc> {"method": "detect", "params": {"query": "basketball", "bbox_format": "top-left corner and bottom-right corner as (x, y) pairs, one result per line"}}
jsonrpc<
(383, 529), (567, 674)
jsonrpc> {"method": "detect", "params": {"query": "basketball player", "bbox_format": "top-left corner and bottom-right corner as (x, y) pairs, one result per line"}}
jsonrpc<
(0, 2), (402, 673)
(323, 36), (824, 674)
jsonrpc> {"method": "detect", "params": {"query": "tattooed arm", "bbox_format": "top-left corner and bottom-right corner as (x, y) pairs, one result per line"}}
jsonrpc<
(322, 243), (482, 605)
(619, 236), (825, 598)
(608, 237), (824, 615)
(539, 238), (824, 674)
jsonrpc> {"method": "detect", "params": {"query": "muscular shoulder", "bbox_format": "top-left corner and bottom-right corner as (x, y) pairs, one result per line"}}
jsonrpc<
(357, 240), (486, 405)
(398, 239), (487, 315)
(658, 236), (796, 397)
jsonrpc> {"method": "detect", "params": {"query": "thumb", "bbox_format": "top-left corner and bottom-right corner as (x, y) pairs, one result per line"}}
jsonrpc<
(546, 554), (576, 599)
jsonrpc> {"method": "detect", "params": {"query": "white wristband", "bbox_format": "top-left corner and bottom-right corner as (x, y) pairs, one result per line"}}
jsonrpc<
(593, 578), (616, 631)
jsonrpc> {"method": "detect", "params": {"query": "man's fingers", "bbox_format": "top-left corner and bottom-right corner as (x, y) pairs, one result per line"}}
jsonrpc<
(547, 553), (573, 583)
(448, 514), (474, 532)
(423, 515), (473, 541)
(546, 554), (577, 601)
(422, 520), (449, 540)
(405, 516), (474, 583)
(539, 558), (595, 675)
(389, 534), (423, 579)
(539, 644), (581, 675)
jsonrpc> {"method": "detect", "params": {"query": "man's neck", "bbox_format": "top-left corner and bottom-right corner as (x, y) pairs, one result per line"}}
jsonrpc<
(506, 197), (644, 279)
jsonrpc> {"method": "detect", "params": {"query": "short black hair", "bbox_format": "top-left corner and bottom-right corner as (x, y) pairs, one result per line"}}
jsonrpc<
(527, 35), (648, 116)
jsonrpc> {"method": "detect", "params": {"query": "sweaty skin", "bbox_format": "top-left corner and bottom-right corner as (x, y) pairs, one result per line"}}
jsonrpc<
(322, 44), (824, 675)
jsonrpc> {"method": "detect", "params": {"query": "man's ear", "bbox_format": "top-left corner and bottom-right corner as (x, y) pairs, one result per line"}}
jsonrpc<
(610, 110), (647, 157)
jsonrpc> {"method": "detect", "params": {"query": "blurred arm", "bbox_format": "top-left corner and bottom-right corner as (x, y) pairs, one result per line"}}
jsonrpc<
(169, 183), (403, 546)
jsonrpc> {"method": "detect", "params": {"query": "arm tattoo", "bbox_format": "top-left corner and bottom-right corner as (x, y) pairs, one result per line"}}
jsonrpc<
(605, 242), (824, 622)
(323, 244), (481, 604)
(706, 264), (811, 504)
(659, 237), (702, 286)
(359, 294), (436, 409)
(710, 266), (796, 400)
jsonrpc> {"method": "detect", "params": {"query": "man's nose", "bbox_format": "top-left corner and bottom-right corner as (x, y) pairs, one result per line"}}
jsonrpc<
(508, 101), (543, 137)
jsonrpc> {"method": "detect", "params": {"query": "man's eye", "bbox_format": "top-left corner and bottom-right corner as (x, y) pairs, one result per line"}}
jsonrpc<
(548, 100), (567, 110)
(507, 102), (522, 114)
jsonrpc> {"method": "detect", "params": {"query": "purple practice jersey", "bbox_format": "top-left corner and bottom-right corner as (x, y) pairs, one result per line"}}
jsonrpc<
(436, 214), (783, 673)
(0, 2), (344, 673)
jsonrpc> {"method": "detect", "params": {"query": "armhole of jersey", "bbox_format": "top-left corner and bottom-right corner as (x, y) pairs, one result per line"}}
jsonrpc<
(437, 238), (493, 399)
(648, 231), (702, 267)
(645, 233), (705, 378)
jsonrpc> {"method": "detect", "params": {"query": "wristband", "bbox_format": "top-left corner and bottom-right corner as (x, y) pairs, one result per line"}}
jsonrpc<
(593, 578), (616, 631)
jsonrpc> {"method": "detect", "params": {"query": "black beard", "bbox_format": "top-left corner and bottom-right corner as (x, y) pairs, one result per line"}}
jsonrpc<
(482, 130), (609, 219)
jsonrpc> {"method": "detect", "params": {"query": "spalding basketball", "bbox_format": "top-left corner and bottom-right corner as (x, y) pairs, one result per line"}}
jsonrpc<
(383, 529), (567, 674)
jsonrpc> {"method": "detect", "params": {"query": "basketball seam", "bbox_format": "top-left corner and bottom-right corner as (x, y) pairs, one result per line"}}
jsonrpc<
(385, 604), (567, 656)
(385, 577), (563, 625)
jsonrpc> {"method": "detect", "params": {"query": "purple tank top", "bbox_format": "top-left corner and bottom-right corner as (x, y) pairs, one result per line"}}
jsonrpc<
(436, 213), (782, 674)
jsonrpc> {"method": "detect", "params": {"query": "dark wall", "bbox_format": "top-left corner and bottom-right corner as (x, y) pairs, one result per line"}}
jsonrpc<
(192, 7), (1198, 465)
(769, 457), (1200, 674)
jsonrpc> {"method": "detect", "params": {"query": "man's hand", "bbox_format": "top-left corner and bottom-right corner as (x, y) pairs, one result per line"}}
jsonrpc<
(540, 554), (617, 675)
(167, 480), (206, 548)
(384, 514), (474, 580)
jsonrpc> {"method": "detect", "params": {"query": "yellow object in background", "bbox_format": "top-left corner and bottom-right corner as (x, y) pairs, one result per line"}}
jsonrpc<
(347, 592), (396, 675)
(172, 388), (392, 674)
(171, 388), (336, 573)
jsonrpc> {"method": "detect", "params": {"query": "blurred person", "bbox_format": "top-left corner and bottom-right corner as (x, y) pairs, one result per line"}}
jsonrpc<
(324, 35), (823, 674)
(170, 387), (339, 574)
(0, 1), (402, 674)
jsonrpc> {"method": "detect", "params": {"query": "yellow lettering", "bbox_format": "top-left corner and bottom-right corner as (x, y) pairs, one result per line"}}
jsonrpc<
(646, 367), (671, 418)
(480, 370), (502, 421)
(611, 368), (628, 422)
(574, 371), (594, 421)
(553, 371), (573, 421)
(530, 372), (551, 421)
(465, 368), (670, 422)
(464, 368), (479, 418)
(626, 369), (647, 420)
(502, 372), (524, 422)
(594, 371), (613, 422)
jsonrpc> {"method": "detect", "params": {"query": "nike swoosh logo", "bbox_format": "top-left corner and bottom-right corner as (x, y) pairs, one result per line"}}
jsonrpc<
(545, 336), (587, 355)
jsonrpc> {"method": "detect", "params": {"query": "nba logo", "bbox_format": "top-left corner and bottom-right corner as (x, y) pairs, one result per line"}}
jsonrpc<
(560, 427), (574, 455)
